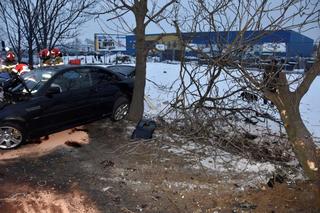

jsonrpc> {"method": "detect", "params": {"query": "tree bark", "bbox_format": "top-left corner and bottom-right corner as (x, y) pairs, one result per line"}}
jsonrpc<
(128, 3), (147, 122)
(278, 101), (320, 182)
(27, 40), (34, 69)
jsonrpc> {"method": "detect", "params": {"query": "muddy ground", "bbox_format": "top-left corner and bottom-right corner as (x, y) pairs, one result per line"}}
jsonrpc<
(0, 119), (319, 213)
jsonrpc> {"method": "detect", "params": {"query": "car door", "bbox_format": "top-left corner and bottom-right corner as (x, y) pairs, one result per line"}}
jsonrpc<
(90, 68), (121, 116)
(30, 68), (95, 134)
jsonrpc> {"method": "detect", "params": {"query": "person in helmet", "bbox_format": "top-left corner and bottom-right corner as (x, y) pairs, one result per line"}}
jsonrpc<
(12, 63), (30, 75)
(39, 48), (51, 66)
(5, 51), (16, 65)
(1, 49), (16, 71)
(51, 47), (64, 65)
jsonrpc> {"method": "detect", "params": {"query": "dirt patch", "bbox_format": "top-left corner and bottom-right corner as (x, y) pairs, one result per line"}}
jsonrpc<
(0, 119), (319, 212)
(0, 127), (89, 161)
(0, 183), (97, 213)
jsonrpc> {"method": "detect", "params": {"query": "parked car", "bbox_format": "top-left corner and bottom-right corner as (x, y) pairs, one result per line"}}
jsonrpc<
(107, 65), (135, 79)
(0, 65), (133, 149)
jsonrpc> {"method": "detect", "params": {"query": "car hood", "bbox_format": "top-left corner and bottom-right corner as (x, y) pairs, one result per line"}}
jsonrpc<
(0, 102), (6, 110)
(0, 83), (29, 110)
(0, 96), (8, 110)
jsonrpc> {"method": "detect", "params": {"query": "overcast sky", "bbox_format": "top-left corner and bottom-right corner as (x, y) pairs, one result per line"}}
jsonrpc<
(80, 17), (319, 42)
(79, 0), (320, 43)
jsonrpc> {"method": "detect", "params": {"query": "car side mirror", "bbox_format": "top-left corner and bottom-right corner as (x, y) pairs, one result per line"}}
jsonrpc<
(46, 86), (61, 96)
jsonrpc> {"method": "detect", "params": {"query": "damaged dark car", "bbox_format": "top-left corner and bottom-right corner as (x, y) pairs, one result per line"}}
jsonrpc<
(0, 65), (133, 149)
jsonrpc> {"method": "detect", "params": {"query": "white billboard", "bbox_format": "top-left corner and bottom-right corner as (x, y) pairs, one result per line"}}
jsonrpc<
(95, 34), (126, 52)
(262, 42), (286, 53)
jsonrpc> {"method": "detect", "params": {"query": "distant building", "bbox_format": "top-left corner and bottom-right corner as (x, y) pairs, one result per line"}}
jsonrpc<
(124, 30), (313, 60)
(94, 31), (313, 60)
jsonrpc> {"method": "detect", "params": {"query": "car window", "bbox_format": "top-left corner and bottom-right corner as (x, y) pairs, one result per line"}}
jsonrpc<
(120, 66), (135, 73)
(108, 66), (135, 77)
(51, 69), (91, 92)
(91, 70), (118, 85)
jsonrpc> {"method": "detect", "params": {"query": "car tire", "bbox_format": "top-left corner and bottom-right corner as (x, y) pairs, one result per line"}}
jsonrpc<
(111, 96), (130, 121)
(0, 122), (26, 150)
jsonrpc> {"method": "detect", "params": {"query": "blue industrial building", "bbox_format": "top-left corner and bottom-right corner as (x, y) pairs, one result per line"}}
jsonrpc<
(125, 30), (314, 59)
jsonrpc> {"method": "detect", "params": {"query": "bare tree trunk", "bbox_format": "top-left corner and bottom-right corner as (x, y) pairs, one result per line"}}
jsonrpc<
(128, 23), (147, 121)
(128, 1), (148, 122)
(277, 100), (320, 181)
(27, 39), (34, 68)
(101, 0), (176, 122)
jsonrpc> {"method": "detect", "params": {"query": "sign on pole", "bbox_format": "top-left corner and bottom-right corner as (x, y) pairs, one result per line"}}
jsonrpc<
(94, 34), (126, 52)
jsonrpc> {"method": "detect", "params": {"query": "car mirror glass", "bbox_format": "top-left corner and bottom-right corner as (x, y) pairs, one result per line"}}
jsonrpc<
(46, 86), (61, 96)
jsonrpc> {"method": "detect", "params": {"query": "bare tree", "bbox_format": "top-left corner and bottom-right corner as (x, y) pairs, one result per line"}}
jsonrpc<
(35, 0), (96, 51)
(0, 0), (26, 62)
(170, 0), (320, 181)
(19, 0), (41, 67)
(0, 0), (96, 67)
(100, 0), (177, 121)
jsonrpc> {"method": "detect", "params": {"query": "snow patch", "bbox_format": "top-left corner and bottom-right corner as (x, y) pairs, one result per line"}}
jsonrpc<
(165, 141), (276, 174)
(199, 152), (275, 173)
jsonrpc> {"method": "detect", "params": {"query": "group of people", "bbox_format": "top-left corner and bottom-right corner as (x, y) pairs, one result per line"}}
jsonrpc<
(0, 47), (64, 76)
(39, 47), (64, 66)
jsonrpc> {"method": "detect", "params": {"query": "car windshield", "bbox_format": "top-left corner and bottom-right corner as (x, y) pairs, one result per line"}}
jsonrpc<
(12, 68), (58, 94)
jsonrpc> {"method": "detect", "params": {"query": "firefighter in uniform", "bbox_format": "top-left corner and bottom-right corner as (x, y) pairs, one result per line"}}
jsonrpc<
(51, 48), (64, 65)
(12, 63), (30, 75)
(1, 49), (17, 71)
(39, 48), (51, 66)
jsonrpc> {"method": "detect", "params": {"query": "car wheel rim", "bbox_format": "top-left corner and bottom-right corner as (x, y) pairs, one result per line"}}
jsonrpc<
(0, 126), (23, 149)
(114, 103), (129, 120)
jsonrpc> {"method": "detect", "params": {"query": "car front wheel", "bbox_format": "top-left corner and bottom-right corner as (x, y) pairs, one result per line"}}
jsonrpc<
(112, 97), (130, 121)
(0, 123), (25, 149)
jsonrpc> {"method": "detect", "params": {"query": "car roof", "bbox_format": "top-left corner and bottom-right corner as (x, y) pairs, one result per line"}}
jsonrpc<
(107, 64), (135, 67)
(32, 65), (126, 80)
(106, 65), (135, 76)
(33, 65), (113, 73)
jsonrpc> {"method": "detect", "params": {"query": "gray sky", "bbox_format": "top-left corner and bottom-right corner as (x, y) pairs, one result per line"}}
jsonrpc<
(79, 0), (320, 43)
(80, 16), (319, 42)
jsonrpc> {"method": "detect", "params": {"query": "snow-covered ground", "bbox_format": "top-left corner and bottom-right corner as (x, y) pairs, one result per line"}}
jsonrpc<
(300, 77), (320, 140)
(144, 62), (180, 115)
(62, 56), (320, 140)
(143, 62), (320, 140)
